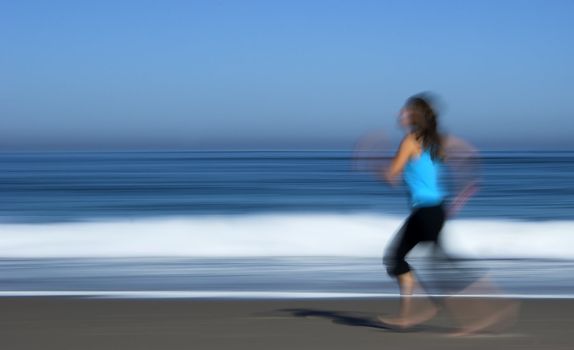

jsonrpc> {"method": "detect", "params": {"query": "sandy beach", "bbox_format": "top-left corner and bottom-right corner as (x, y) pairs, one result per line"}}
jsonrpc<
(0, 297), (571, 349)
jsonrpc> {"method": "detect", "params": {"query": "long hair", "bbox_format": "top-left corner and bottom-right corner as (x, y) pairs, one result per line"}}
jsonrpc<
(404, 94), (444, 161)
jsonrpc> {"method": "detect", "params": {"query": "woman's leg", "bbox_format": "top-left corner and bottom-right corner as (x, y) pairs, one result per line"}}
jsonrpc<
(380, 210), (438, 327)
(425, 206), (520, 335)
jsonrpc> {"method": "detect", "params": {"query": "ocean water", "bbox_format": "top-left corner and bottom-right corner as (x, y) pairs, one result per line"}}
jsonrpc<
(0, 150), (573, 298)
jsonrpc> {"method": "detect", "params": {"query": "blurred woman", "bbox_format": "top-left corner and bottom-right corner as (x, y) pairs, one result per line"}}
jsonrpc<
(378, 94), (518, 334)
(379, 94), (446, 328)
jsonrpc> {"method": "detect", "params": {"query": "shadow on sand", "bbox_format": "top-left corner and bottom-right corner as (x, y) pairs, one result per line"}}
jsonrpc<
(276, 308), (452, 333)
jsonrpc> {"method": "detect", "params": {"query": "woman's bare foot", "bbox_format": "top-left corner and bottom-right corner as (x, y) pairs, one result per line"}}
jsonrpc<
(447, 300), (520, 337)
(379, 272), (438, 329)
(378, 300), (438, 329)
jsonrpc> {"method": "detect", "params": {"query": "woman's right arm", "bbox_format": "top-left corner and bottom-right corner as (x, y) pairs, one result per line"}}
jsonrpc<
(382, 135), (416, 185)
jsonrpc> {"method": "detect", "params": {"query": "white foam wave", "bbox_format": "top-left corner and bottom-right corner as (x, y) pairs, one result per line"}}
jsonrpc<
(0, 214), (572, 259)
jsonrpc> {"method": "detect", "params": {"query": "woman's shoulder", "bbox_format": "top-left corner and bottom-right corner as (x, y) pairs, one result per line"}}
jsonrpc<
(401, 133), (422, 152)
(401, 133), (418, 145)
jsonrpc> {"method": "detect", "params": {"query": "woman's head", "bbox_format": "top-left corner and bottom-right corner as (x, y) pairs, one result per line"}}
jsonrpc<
(400, 93), (443, 160)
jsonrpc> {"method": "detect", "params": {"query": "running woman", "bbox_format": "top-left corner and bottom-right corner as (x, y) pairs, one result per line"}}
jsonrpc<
(377, 94), (518, 334)
(378, 94), (447, 328)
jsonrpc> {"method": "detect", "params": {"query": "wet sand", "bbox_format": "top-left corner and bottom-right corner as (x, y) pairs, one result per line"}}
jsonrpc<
(0, 298), (571, 350)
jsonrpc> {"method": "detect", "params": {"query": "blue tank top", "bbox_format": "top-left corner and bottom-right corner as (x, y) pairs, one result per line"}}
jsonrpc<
(403, 149), (445, 208)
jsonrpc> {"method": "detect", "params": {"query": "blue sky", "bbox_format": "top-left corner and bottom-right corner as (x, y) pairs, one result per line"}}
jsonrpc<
(1, 0), (573, 150)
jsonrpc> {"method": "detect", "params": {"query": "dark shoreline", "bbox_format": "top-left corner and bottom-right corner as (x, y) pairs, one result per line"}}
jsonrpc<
(0, 297), (571, 349)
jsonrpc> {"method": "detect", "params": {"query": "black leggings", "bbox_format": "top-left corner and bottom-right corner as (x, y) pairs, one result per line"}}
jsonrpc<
(384, 203), (446, 277)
